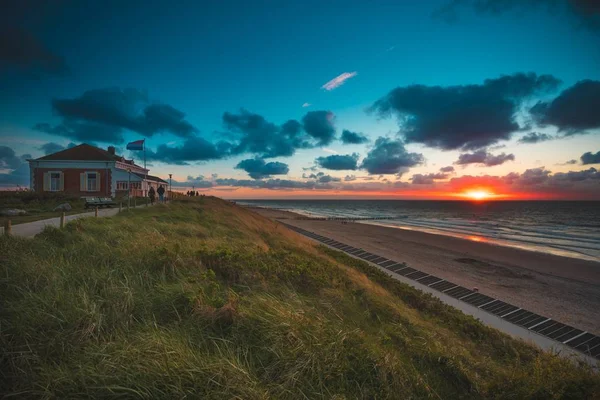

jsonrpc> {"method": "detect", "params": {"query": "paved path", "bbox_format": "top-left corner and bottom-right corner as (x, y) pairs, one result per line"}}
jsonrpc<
(5, 203), (154, 238)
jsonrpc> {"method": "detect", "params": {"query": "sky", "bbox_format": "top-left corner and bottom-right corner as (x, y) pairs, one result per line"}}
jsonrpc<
(1, 0), (599, 199)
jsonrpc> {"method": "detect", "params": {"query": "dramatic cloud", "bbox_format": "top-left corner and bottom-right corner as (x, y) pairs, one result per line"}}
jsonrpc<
(235, 158), (290, 179)
(215, 178), (334, 190)
(172, 175), (214, 188)
(316, 174), (341, 183)
(371, 73), (561, 150)
(411, 172), (451, 185)
(34, 88), (198, 143)
(440, 166), (455, 173)
(518, 132), (553, 144)
(435, 0), (600, 31)
(302, 111), (336, 145)
(315, 153), (360, 170)
(37, 141), (77, 155)
(34, 121), (125, 144)
(321, 72), (357, 91)
(360, 137), (424, 174)
(455, 150), (515, 166)
(223, 109), (335, 158)
(38, 142), (65, 155)
(0, 146), (31, 187)
(0, 146), (26, 169)
(581, 151), (600, 165)
(145, 136), (231, 165)
(530, 80), (600, 134)
(0, 26), (68, 75)
(341, 130), (369, 145)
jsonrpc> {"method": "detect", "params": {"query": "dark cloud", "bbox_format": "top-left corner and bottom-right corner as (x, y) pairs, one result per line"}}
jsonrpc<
(439, 166), (455, 173)
(552, 167), (600, 182)
(223, 109), (315, 158)
(302, 111), (336, 145)
(315, 153), (359, 170)
(317, 174), (341, 183)
(371, 73), (561, 150)
(518, 132), (553, 144)
(145, 136), (231, 165)
(0, 145), (30, 187)
(172, 175), (214, 188)
(235, 158), (289, 179)
(530, 80), (600, 134)
(35, 88), (198, 143)
(215, 178), (333, 190)
(455, 150), (515, 166)
(36, 141), (78, 155)
(434, 0), (600, 31)
(341, 130), (369, 144)
(581, 151), (600, 165)
(33, 121), (125, 144)
(344, 175), (357, 181)
(360, 137), (424, 174)
(0, 26), (68, 75)
(411, 172), (450, 185)
(0, 145), (26, 169)
(38, 142), (65, 155)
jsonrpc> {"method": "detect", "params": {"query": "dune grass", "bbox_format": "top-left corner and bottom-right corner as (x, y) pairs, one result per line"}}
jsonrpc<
(1, 197), (599, 399)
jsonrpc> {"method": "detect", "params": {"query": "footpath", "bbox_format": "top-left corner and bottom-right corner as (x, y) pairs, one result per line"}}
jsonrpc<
(3, 203), (156, 238)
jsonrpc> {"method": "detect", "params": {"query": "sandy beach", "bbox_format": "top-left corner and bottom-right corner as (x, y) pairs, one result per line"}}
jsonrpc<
(250, 207), (600, 335)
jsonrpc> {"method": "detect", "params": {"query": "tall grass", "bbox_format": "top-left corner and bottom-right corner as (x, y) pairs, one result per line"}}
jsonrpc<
(1, 197), (598, 399)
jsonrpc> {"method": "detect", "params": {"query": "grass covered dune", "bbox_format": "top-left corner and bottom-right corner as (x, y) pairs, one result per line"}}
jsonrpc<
(1, 198), (599, 399)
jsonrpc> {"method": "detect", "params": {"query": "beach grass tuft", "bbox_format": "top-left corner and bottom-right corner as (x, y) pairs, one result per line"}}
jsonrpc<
(1, 197), (599, 398)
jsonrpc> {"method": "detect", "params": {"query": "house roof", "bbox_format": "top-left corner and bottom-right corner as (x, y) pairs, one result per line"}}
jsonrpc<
(35, 143), (137, 165)
(133, 172), (168, 184)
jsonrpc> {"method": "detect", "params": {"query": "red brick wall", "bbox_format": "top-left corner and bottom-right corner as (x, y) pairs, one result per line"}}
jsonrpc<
(33, 168), (112, 197)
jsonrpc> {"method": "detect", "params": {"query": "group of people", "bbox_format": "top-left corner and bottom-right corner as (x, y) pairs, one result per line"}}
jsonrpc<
(148, 184), (166, 204)
(186, 191), (202, 196)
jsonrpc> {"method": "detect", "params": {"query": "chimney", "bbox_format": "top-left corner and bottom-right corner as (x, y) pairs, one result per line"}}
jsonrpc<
(107, 146), (116, 155)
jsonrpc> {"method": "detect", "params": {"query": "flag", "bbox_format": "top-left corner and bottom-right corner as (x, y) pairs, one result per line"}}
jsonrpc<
(126, 139), (144, 151)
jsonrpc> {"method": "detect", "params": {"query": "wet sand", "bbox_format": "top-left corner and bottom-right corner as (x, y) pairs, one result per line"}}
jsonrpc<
(250, 207), (600, 335)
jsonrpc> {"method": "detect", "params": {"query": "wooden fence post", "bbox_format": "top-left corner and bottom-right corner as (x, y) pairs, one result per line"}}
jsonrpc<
(95, 207), (98, 217)
(4, 219), (11, 236)
(60, 212), (66, 228)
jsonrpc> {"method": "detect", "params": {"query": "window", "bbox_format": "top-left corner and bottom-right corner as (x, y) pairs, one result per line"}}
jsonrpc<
(116, 181), (141, 190)
(87, 172), (98, 191)
(50, 172), (61, 191)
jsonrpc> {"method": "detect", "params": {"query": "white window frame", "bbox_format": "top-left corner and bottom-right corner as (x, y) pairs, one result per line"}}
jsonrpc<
(48, 171), (62, 192)
(85, 171), (99, 192)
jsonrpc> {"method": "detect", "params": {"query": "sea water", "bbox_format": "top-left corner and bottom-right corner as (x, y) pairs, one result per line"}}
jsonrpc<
(237, 200), (600, 262)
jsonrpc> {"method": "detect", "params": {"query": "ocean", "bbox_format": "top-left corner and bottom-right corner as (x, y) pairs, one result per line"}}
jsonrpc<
(237, 200), (600, 263)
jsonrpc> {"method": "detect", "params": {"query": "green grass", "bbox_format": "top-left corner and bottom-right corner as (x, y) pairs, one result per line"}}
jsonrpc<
(1, 197), (599, 399)
(0, 191), (149, 225)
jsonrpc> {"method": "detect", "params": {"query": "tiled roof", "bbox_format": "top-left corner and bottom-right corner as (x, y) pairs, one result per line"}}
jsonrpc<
(35, 143), (135, 164)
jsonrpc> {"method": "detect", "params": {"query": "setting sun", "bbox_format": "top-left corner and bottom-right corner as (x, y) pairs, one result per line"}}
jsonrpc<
(463, 190), (493, 201)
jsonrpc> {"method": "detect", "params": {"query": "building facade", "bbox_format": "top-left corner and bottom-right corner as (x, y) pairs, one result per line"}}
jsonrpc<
(28, 144), (168, 198)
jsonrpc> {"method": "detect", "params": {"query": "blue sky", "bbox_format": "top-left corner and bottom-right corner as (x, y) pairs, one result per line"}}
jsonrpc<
(1, 0), (599, 198)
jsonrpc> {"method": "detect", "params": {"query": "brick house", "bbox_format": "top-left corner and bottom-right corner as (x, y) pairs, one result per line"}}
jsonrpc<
(28, 143), (168, 198)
